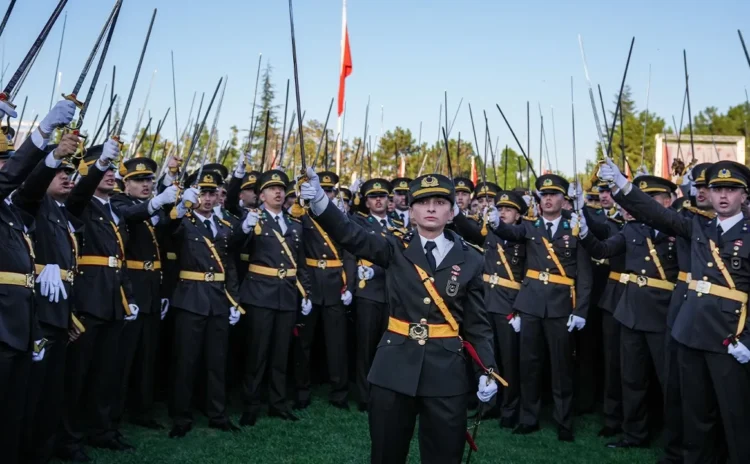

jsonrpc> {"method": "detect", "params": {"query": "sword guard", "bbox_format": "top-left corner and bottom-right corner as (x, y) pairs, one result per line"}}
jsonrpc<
(62, 93), (84, 109)
(0, 93), (16, 109)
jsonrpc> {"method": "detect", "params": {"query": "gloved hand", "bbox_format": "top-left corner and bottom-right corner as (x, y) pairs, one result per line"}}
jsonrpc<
(333, 196), (347, 213)
(53, 133), (81, 159)
(125, 304), (140, 321)
(229, 307), (241, 326)
(36, 264), (68, 303)
(567, 314), (586, 332)
(32, 340), (46, 363)
(508, 314), (521, 333)
(233, 154), (248, 178)
(150, 185), (179, 211)
(453, 202), (460, 217)
(357, 265), (374, 281)
(301, 298), (312, 316)
(160, 298), (169, 320)
(598, 157), (629, 190)
(728, 341), (750, 364)
(636, 165), (649, 177)
(476, 375), (498, 403)
(487, 206), (500, 228)
(569, 182), (585, 210)
(241, 209), (260, 234)
(99, 138), (120, 165)
(0, 100), (18, 119)
(571, 212), (588, 238)
(40, 100), (77, 134)
(350, 178), (362, 194)
(181, 187), (200, 208)
(341, 290), (352, 306)
(299, 168), (325, 203)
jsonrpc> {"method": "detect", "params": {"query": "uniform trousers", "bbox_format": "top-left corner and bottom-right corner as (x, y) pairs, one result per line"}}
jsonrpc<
(488, 313), (520, 425)
(354, 298), (389, 405)
(369, 384), (467, 464)
(601, 311), (623, 430)
(678, 343), (750, 464)
(661, 331), (684, 463)
(295, 303), (349, 403)
(0, 342), (31, 464)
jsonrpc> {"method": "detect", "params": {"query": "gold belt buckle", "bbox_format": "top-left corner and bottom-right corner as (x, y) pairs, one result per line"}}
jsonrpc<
(695, 281), (712, 294)
(143, 261), (154, 271)
(538, 271), (550, 283)
(25, 274), (34, 288)
(277, 268), (288, 279)
(107, 256), (118, 268)
(619, 273), (630, 284)
(408, 321), (429, 343)
(489, 274), (499, 286)
(204, 272), (215, 282)
(636, 275), (648, 287)
(65, 270), (75, 283)
(685, 272), (692, 283)
(317, 259), (327, 269)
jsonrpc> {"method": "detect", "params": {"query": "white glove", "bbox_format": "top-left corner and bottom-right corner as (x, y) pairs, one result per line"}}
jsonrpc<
(300, 167), (325, 203)
(567, 314), (586, 332)
(99, 138), (120, 164)
(571, 212), (588, 239)
(242, 210), (260, 234)
(36, 264), (68, 303)
(452, 202), (460, 217)
(689, 185), (698, 197)
(350, 179), (362, 193)
(341, 290), (352, 306)
(569, 182), (585, 210)
(522, 194), (532, 206)
(125, 304), (140, 321)
(233, 154), (248, 178)
(487, 206), (500, 228)
(0, 100), (18, 119)
(333, 196), (347, 213)
(32, 341), (46, 363)
(636, 165), (649, 177)
(357, 265), (374, 281)
(229, 306), (241, 326)
(508, 314), (521, 333)
(301, 298), (312, 316)
(40, 100), (77, 134)
(728, 341), (750, 364)
(160, 298), (169, 320)
(181, 187), (200, 208)
(150, 185), (179, 210)
(599, 157), (629, 190)
(476, 375), (498, 403)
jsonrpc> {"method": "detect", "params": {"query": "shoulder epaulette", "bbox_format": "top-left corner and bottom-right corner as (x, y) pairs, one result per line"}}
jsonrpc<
(356, 211), (368, 218)
(391, 219), (405, 228)
(287, 215), (302, 223)
(463, 240), (485, 254)
(218, 218), (232, 228)
(607, 216), (623, 225)
(684, 204), (716, 219)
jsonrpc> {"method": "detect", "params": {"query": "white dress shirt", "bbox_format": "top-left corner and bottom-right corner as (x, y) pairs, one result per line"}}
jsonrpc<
(716, 212), (744, 234)
(192, 210), (218, 237)
(541, 215), (562, 237)
(419, 233), (453, 268)
(266, 210), (288, 235)
(371, 213), (389, 229)
(396, 209), (410, 227)
(94, 196), (119, 225)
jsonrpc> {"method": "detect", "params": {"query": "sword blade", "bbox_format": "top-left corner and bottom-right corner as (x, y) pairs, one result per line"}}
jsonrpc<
(0, 0), (17, 39)
(70, 0), (121, 96)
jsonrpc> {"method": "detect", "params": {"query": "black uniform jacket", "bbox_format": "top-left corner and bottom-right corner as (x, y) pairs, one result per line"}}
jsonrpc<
(492, 215), (592, 320)
(170, 211), (239, 316)
(584, 207), (626, 314)
(301, 212), (356, 306)
(453, 212), (525, 316)
(314, 201), (496, 398)
(350, 212), (397, 304)
(616, 186), (750, 353)
(582, 221), (678, 333)
(240, 210), (311, 311)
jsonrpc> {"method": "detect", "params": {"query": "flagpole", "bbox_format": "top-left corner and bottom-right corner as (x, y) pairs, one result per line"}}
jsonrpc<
(335, 0), (347, 176)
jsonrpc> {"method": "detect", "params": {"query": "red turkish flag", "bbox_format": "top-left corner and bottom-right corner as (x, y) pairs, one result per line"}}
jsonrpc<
(337, 6), (352, 117)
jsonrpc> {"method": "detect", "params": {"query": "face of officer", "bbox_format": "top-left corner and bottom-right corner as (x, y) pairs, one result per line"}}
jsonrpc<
(476, 196), (492, 209)
(96, 169), (117, 196)
(125, 177), (154, 200)
(470, 199), (479, 215)
(366, 194), (387, 215)
(325, 189), (335, 200)
(218, 187), (227, 207)
(240, 188), (257, 209)
(394, 191), (408, 211)
(48, 168), (74, 201)
(652, 192), (673, 209)
(261, 185), (285, 213)
(455, 191), (471, 211)
(499, 206), (521, 224)
(599, 190), (614, 208)
(410, 196), (454, 235)
(197, 190), (218, 215)
(387, 197), (395, 212)
(710, 186), (747, 219)
(540, 192), (564, 217)
(696, 185), (712, 210)
(284, 195), (295, 210)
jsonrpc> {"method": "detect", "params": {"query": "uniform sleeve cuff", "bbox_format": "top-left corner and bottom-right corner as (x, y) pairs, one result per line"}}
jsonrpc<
(44, 152), (62, 169)
(31, 129), (49, 151)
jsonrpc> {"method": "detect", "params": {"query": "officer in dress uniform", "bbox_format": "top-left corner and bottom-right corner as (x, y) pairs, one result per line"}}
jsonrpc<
(453, 176), (475, 215)
(578, 175), (679, 449)
(389, 177), (412, 228)
(110, 158), (177, 432)
(238, 169), (312, 426)
(350, 178), (397, 412)
(0, 100), (76, 464)
(453, 190), (527, 429)
(285, 180), (298, 212)
(601, 158), (750, 464)
(167, 170), (242, 438)
(300, 170), (500, 464)
(58, 139), (140, 459)
(294, 170), (355, 410)
(338, 187), (352, 214)
(490, 174), (592, 441)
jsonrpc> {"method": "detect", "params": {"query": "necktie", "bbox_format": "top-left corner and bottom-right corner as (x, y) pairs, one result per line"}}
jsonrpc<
(203, 219), (213, 237)
(424, 241), (437, 272)
(400, 213), (405, 223)
(717, 224), (724, 247)
(380, 219), (387, 228)
(546, 222), (553, 239)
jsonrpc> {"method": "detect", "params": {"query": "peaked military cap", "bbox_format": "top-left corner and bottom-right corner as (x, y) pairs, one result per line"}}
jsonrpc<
(692, 162), (713, 187)
(339, 187), (352, 202)
(318, 171), (339, 190)
(286, 180), (297, 198)
(706, 160), (750, 189)
(241, 170), (261, 190)
(361, 178), (391, 197)
(634, 175), (677, 195)
(202, 163), (229, 183)
(391, 177), (412, 193)
(453, 176), (475, 193)
(409, 174), (455, 205)
(258, 169), (289, 192)
(536, 174), (568, 195)
(474, 181), (500, 199)
(122, 157), (158, 181)
(114, 178), (125, 194)
(496, 190), (528, 215)
(78, 145), (114, 176)
(187, 170), (220, 191)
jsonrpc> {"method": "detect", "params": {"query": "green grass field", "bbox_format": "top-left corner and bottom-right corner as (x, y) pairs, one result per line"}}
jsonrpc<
(66, 389), (662, 463)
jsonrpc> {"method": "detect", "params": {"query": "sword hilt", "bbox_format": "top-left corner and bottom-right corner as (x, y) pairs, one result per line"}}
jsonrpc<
(62, 93), (84, 109)
(0, 92), (16, 108)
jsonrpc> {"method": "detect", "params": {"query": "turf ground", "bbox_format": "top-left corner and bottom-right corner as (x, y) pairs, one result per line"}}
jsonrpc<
(65, 389), (663, 464)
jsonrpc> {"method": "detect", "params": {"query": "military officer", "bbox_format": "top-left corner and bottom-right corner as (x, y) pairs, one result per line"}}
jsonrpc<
(226, 155), (260, 216)
(389, 177), (412, 227)
(338, 187), (352, 213)
(238, 169), (311, 426)
(168, 170), (242, 438)
(110, 158), (177, 432)
(452, 176), (475, 215)
(489, 174), (592, 441)
(601, 158), (750, 464)
(294, 170), (355, 410)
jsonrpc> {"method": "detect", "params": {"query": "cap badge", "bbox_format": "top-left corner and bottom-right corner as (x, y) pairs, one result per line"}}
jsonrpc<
(458, 181), (465, 187)
(639, 181), (648, 189)
(204, 174), (214, 183)
(135, 163), (146, 172)
(421, 176), (438, 188)
(399, 181), (408, 188)
(500, 194), (509, 201)
(322, 175), (332, 183)
(373, 182), (382, 189)
(543, 179), (552, 187)
(718, 169), (731, 179)
(271, 173), (281, 181)
(248, 175), (257, 183)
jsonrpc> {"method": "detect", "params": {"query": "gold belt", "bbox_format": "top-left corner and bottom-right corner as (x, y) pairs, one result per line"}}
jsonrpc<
(678, 271), (692, 283)
(126, 260), (162, 271)
(688, 280), (748, 304)
(482, 273), (521, 290)
(240, 253), (250, 262)
(248, 264), (297, 278)
(35, 264), (75, 284)
(78, 256), (122, 268)
(608, 271), (624, 283)
(0, 271), (35, 288)
(179, 271), (226, 282)
(619, 273), (675, 291)
(305, 258), (343, 269)
(526, 269), (574, 286)
(387, 316), (458, 345)
(166, 252), (177, 260)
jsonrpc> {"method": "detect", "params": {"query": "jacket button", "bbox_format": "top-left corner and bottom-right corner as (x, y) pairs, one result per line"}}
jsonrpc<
(645, 257), (651, 261)
(423, 297), (431, 304)
(708, 263), (714, 267)
(420, 318), (427, 324)
(418, 340), (426, 346)
(387, 339), (390, 344)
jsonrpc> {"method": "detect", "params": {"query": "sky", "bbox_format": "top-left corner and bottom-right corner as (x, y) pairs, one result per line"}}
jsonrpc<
(4, 0), (750, 176)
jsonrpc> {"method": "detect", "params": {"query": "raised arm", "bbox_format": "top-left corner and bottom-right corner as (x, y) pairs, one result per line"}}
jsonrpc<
(492, 217), (527, 242)
(65, 165), (105, 217)
(614, 185), (691, 238)
(13, 157), (60, 217)
(580, 229), (626, 260)
(452, 212), (486, 245)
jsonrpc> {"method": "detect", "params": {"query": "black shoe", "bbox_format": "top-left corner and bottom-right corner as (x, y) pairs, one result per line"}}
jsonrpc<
(357, 402), (367, 412)
(606, 439), (647, 449)
(209, 420), (240, 432)
(329, 400), (350, 411)
(239, 411), (258, 427)
(56, 448), (91, 463)
(512, 424), (540, 435)
(482, 407), (501, 420)
(499, 417), (518, 429)
(130, 418), (165, 430)
(169, 424), (192, 438)
(598, 426), (621, 438)
(293, 399), (311, 410)
(268, 408), (299, 421)
(558, 429), (575, 442)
